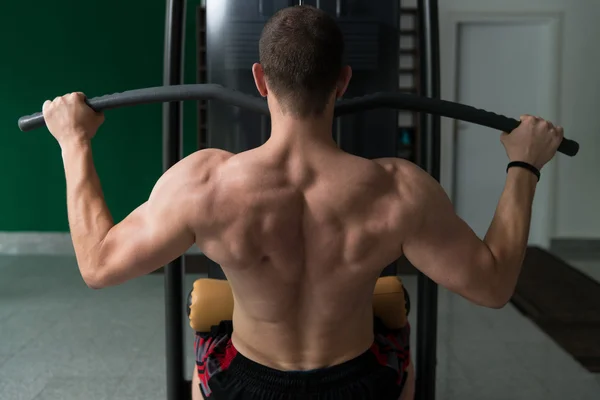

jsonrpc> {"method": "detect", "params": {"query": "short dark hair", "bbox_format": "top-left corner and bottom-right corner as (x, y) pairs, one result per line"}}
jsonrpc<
(259, 5), (345, 117)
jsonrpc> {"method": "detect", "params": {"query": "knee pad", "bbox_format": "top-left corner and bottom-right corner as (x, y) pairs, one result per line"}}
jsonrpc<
(188, 279), (234, 333)
(373, 276), (409, 330)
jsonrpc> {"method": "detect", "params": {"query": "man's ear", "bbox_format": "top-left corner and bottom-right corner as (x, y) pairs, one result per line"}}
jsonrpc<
(252, 63), (268, 97)
(336, 66), (353, 99)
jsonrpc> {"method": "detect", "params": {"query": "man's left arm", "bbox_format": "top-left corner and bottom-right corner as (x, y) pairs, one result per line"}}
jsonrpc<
(61, 141), (196, 288)
(44, 92), (196, 288)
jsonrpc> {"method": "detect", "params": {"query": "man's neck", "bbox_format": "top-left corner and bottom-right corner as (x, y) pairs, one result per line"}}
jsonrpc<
(267, 113), (338, 147)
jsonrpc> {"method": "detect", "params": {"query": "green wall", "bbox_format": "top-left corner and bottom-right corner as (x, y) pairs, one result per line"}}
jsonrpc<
(0, 0), (199, 231)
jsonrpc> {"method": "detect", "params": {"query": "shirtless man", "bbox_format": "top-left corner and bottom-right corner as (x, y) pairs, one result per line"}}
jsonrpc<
(42, 5), (564, 400)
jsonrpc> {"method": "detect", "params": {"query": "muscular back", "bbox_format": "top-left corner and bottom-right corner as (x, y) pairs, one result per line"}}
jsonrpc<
(192, 142), (412, 371)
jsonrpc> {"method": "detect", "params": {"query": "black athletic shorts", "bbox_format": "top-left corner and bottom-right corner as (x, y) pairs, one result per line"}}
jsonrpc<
(194, 317), (411, 399)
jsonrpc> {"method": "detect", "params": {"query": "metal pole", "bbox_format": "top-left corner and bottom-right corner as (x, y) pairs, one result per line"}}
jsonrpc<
(163, 0), (186, 399)
(416, 0), (440, 399)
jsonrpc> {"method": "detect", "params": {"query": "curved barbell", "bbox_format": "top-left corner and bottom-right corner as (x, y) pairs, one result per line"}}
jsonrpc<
(18, 84), (579, 156)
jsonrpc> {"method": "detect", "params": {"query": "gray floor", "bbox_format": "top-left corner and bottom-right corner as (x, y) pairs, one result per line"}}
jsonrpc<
(1, 255), (599, 400)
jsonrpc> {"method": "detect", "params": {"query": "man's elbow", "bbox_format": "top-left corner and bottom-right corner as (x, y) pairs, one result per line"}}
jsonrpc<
(85, 280), (104, 290)
(81, 242), (116, 289)
(484, 295), (511, 309)
(474, 256), (515, 309)
(81, 269), (107, 289)
(478, 284), (514, 309)
(80, 259), (113, 290)
(459, 276), (514, 309)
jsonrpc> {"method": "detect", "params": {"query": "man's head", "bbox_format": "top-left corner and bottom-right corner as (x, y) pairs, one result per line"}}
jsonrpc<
(252, 5), (352, 118)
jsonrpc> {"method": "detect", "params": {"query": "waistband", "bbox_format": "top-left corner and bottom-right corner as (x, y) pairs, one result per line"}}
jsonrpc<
(226, 344), (386, 394)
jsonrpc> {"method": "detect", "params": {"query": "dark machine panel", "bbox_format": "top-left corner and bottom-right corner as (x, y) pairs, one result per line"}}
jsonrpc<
(206, 1), (295, 152)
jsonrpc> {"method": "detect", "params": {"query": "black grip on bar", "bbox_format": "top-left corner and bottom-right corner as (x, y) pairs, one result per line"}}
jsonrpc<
(18, 84), (579, 156)
(335, 92), (579, 157)
(17, 84), (270, 132)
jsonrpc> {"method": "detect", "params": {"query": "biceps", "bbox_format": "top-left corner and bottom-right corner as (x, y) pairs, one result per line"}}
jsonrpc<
(98, 202), (195, 285)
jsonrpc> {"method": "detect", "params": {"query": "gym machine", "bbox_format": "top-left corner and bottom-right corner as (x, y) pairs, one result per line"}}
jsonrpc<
(17, 1), (578, 399)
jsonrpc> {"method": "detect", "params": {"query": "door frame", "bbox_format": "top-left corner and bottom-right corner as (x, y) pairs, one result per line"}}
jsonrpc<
(439, 11), (564, 248)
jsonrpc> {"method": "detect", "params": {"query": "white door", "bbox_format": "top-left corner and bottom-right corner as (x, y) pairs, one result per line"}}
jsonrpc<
(453, 21), (558, 247)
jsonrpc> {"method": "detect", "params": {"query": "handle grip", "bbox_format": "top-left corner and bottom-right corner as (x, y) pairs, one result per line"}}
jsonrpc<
(18, 84), (579, 156)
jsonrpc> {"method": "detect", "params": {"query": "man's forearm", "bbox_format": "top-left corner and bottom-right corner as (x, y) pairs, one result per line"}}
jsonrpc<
(484, 168), (538, 299)
(61, 139), (114, 279)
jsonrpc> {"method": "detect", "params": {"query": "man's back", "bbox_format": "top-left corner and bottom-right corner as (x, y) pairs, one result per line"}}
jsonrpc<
(193, 140), (411, 371)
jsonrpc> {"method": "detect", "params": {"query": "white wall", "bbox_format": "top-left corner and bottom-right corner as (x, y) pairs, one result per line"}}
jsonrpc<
(453, 21), (558, 248)
(432, 0), (600, 238)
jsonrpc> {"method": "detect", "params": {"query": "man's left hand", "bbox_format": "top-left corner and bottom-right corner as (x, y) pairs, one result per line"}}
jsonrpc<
(42, 92), (105, 147)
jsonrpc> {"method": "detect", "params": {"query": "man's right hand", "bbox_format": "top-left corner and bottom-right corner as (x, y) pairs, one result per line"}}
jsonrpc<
(501, 115), (564, 170)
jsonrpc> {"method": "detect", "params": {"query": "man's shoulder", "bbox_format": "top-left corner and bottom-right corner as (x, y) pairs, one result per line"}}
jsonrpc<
(156, 148), (234, 194)
(166, 148), (235, 177)
(372, 157), (442, 205)
(186, 148), (235, 166)
(372, 157), (427, 181)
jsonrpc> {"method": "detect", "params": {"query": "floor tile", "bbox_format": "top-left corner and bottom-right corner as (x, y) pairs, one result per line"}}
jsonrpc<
(33, 377), (121, 400)
(112, 377), (167, 400)
(0, 374), (50, 400)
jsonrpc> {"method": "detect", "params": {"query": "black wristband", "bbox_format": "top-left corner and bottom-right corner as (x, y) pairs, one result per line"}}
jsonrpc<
(506, 161), (540, 181)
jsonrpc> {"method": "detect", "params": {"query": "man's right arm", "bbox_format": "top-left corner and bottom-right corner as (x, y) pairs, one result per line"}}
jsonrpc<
(400, 115), (563, 308)
(400, 162), (537, 308)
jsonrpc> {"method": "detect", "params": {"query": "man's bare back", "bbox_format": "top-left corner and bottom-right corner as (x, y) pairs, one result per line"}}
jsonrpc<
(181, 112), (563, 375)
(190, 139), (411, 370)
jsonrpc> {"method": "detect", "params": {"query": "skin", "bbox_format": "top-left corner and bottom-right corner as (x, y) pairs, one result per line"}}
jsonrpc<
(43, 63), (563, 400)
